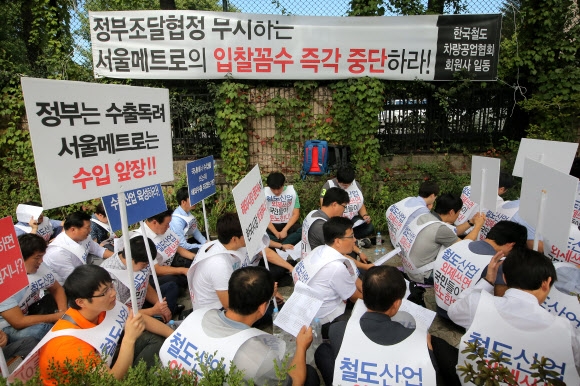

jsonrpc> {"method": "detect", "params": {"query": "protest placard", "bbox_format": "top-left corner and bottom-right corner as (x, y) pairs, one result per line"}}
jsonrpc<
(232, 165), (269, 258)
(20, 77), (174, 209)
(187, 156), (216, 205)
(513, 138), (578, 177)
(470, 156), (500, 213)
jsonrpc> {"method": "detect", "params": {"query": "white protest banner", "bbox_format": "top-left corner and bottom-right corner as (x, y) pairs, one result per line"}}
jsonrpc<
(232, 165), (269, 259)
(520, 159), (577, 252)
(0, 216), (28, 377)
(20, 77), (174, 209)
(470, 156), (500, 213)
(512, 138), (578, 178)
(90, 11), (501, 81)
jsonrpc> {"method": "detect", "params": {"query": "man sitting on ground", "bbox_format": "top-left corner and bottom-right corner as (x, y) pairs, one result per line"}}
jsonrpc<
(169, 187), (207, 266)
(314, 265), (435, 385)
(293, 217), (363, 335)
(265, 172), (302, 245)
(38, 265), (173, 385)
(0, 234), (67, 342)
(101, 236), (176, 322)
(43, 212), (114, 284)
(14, 201), (63, 242)
(90, 202), (114, 251)
(320, 165), (375, 243)
(161, 266), (319, 385)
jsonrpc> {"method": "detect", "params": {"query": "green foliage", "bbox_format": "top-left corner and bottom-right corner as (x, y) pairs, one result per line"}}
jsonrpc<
(214, 81), (255, 184)
(348, 0), (386, 16)
(330, 77), (384, 185)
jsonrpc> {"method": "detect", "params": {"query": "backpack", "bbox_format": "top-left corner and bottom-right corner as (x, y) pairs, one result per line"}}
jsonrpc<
(301, 140), (328, 180)
(327, 144), (351, 173)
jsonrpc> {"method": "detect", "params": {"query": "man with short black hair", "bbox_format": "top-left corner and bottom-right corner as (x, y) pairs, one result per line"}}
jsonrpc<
(90, 202), (114, 250)
(401, 193), (484, 284)
(0, 234), (67, 343)
(449, 248), (580, 382)
(169, 187), (207, 255)
(293, 217), (363, 329)
(386, 180), (440, 247)
(320, 165), (374, 241)
(265, 172), (302, 245)
(38, 265), (172, 384)
(43, 211), (114, 284)
(162, 266), (319, 385)
(315, 265), (435, 385)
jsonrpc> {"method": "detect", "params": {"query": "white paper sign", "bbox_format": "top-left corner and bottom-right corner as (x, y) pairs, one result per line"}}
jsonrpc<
(470, 156), (501, 213)
(512, 138), (578, 178)
(232, 165), (269, 258)
(15, 205), (43, 223)
(20, 77), (174, 209)
(520, 159), (577, 251)
(274, 281), (324, 337)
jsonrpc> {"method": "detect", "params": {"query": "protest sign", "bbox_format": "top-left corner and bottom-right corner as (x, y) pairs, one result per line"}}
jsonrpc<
(90, 11), (501, 81)
(512, 138), (578, 177)
(20, 77), (173, 209)
(520, 159), (577, 252)
(470, 156), (500, 213)
(186, 156), (216, 205)
(102, 184), (167, 232)
(232, 165), (269, 258)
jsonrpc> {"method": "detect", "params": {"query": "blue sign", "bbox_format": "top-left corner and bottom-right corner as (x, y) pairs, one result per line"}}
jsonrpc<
(102, 184), (167, 232)
(186, 156), (216, 205)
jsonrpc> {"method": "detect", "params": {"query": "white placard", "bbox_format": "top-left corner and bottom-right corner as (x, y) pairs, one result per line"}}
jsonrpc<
(20, 77), (174, 209)
(470, 156), (501, 212)
(520, 159), (577, 251)
(232, 165), (269, 258)
(512, 138), (578, 177)
(15, 204), (43, 223)
(274, 281), (324, 337)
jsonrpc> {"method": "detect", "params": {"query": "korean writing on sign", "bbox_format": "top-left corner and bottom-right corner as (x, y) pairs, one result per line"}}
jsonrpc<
(186, 156), (216, 205)
(467, 332), (568, 383)
(0, 217), (28, 303)
(166, 332), (225, 376)
(102, 184), (167, 233)
(573, 198), (580, 226)
(338, 357), (424, 385)
(547, 238), (580, 265)
(100, 306), (129, 359)
(398, 226), (416, 259)
(542, 294), (580, 328)
(21, 78), (174, 210)
(434, 249), (481, 307)
(90, 11), (501, 81)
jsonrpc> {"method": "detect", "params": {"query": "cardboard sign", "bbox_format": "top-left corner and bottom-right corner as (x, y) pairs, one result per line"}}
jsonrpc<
(520, 159), (577, 251)
(512, 138), (578, 177)
(186, 156), (216, 205)
(20, 77), (174, 209)
(232, 165), (269, 258)
(470, 156), (500, 212)
(102, 184), (167, 232)
(90, 11), (501, 81)
(0, 217), (28, 304)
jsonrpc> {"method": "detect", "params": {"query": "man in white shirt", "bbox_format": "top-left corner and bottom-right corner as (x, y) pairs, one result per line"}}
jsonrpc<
(449, 248), (580, 380)
(43, 212), (113, 284)
(293, 216), (363, 335)
(169, 187), (207, 258)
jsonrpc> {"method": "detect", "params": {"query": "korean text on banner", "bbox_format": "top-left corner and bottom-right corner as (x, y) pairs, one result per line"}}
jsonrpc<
(89, 11), (501, 81)
(232, 165), (269, 258)
(0, 217), (28, 304)
(102, 184), (168, 232)
(20, 77), (174, 209)
(187, 156), (216, 205)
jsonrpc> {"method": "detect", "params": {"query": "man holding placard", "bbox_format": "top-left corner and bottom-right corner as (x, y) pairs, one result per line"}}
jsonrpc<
(13, 202), (63, 242)
(0, 234), (67, 342)
(169, 187), (207, 261)
(43, 212), (114, 284)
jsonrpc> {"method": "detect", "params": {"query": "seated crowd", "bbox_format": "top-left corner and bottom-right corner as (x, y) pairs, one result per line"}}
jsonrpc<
(2, 164), (580, 386)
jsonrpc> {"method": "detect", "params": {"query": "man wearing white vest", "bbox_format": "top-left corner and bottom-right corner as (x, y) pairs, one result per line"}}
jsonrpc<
(293, 217), (363, 334)
(265, 172), (302, 245)
(188, 213), (246, 311)
(162, 266), (319, 385)
(0, 234), (67, 343)
(13, 201), (63, 242)
(101, 236), (175, 322)
(386, 180), (440, 248)
(402, 193), (484, 285)
(315, 265), (436, 386)
(43, 212), (114, 284)
(320, 165), (375, 241)
(449, 248), (580, 383)
(434, 220), (528, 319)
(90, 202), (114, 251)
(134, 209), (195, 291)
(37, 265), (173, 385)
(169, 187), (207, 258)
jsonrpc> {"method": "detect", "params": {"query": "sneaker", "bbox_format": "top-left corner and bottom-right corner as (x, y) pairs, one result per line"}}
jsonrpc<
(360, 238), (372, 249)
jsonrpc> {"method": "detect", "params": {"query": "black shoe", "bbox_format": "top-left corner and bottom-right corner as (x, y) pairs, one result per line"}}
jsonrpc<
(173, 304), (185, 319)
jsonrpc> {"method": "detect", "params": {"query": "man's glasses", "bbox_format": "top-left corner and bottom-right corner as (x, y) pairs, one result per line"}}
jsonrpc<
(341, 234), (355, 239)
(90, 280), (117, 298)
(340, 204), (348, 210)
